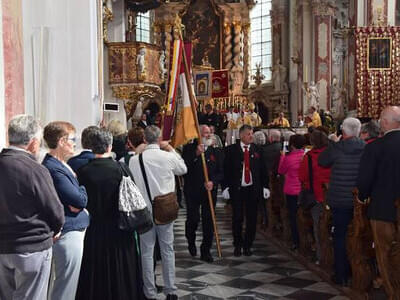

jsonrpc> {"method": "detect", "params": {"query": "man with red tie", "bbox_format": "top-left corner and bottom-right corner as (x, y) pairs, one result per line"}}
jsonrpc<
(223, 125), (270, 256)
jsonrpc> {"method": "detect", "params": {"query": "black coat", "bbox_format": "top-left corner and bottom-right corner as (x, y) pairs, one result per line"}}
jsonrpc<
(357, 131), (400, 222)
(261, 141), (282, 176)
(67, 150), (95, 173)
(199, 112), (220, 129)
(182, 141), (224, 195)
(0, 149), (64, 254)
(76, 158), (142, 300)
(318, 137), (365, 209)
(224, 143), (269, 197)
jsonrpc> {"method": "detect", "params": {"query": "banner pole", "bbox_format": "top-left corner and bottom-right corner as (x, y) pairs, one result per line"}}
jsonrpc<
(178, 29), (222, 258)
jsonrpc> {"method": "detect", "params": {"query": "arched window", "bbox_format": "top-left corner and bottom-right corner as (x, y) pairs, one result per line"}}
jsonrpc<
(136, 11), (150, 43)
(250, 0), (272, 82)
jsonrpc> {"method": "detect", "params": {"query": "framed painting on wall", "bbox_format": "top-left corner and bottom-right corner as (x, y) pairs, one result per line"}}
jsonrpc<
(367, 37), (392, 70)
(194, 71), (211, 99)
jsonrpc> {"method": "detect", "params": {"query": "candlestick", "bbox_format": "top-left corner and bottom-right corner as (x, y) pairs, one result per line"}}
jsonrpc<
(304, 65), (308, 83)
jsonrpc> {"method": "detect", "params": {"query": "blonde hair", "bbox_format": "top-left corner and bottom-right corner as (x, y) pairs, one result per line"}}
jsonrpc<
(106, 120), (126, 137)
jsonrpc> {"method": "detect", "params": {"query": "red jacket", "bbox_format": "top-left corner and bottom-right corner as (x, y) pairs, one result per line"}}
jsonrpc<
(298, 147), (331, 203)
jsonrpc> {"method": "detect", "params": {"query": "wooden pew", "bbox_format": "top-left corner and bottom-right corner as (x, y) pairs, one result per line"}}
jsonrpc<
(346, 188), (374, 295)
(297, 205), (313, 257)
(319, 183), (334, 270)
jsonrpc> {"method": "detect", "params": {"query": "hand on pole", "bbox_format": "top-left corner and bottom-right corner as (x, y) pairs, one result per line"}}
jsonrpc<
(196, 144), (205, 156)
(204, 181), (214, 191)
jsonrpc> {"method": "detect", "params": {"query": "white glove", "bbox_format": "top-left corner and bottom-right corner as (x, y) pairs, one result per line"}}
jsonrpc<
(222, 188), (230, 200)
(263, 188), (271, 199)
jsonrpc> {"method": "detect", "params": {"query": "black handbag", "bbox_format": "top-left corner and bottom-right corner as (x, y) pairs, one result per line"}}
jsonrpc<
(298, 154), (317, 210)
(118, 162), (153, 234)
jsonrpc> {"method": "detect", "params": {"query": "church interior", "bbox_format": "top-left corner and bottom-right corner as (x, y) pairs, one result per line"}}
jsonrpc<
(1, 0), (400, 299)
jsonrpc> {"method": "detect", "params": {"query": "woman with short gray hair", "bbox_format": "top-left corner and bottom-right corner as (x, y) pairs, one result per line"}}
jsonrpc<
(360, 120), (380, 143)
(75, 128), (142, 300)
(253, 131), (266, 146)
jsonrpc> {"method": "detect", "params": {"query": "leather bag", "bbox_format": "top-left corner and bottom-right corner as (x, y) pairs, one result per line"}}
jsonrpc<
(139, 153), (179, 225)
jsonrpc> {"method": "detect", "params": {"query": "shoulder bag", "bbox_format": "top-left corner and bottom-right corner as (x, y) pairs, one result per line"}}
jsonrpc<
(139, 153), (179, 225)
(298, 154), (317, 210)
(118, 162), (153, 234)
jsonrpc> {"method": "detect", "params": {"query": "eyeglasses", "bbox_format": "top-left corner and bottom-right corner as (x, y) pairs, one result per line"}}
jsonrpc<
(65, 136), (76, 143)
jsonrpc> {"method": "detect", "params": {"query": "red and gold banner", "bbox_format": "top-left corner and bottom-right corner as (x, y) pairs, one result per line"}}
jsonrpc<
(355, 27), (400, 118)
(211, 70), (229, 98)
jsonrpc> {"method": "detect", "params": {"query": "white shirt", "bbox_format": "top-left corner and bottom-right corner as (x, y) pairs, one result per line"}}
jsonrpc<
(240, 142), (253, 187)
(130, 144), (187, 210)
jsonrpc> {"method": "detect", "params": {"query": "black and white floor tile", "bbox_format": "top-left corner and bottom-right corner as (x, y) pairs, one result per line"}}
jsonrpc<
(155, 201), (349, 300)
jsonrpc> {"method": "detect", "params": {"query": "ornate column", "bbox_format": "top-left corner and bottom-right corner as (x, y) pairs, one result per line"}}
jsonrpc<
(231, 21), (243, 93)
(242, 23), (250, 90)
(153, 22), (162, 47)
(164, 23), (173, 76)
(223, 22), (233, 71)
(312, 0), (335, 110)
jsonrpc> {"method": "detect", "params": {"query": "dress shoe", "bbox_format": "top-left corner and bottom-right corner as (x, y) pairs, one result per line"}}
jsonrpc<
(234, 247), (242, 257)
(200, 252), (214, 263)
(166, 294), (178, 300)
(188, 243), (197, 257)
(243, 248), (253, 256)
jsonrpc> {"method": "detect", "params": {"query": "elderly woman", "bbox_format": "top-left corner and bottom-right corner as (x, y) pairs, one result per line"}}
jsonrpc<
(75, 128), (142, 300)
(42, 121), (89, 300)
(299, 129), (331, 264)
(278, 134), (306, 250)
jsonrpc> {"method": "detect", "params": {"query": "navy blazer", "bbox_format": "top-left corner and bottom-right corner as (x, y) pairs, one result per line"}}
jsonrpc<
(42, 154), (90, 233)
(67, 150), (95, 173)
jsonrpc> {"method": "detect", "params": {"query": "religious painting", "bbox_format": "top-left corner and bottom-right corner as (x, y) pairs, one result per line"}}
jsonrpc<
(211, 70), (229, 98)
(194, 71), (211, 99)
(367, 38), (392, 70)
(181, 0), (221, 69)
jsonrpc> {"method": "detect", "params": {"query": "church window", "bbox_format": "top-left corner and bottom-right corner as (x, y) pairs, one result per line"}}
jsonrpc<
(250, 0), (272, 82)
(136, 11), (150, 43)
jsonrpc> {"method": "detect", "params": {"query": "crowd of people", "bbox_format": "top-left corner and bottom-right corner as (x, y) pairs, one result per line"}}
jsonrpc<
(1, 105), (400, 299)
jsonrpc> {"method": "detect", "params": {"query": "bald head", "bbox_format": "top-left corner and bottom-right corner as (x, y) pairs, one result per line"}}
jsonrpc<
(380, 106), (400, 133)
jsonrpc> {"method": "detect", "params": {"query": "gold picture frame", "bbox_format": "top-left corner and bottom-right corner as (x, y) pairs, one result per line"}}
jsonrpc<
(367, 37), (392, 70)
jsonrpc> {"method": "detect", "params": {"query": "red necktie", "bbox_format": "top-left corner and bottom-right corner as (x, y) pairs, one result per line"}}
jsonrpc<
(244, 145), (250, 184)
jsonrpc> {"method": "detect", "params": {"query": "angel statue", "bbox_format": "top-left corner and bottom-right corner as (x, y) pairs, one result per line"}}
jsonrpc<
(303, 80), (320, 110)
(271, 59), (287, 91)
(159, 51), (166, 80)
(136, 47), (146, 80)
(331, 76), (345, 119)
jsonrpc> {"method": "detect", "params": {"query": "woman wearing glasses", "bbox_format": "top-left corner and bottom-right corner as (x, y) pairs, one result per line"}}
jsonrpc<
(42, 121), (89, 300)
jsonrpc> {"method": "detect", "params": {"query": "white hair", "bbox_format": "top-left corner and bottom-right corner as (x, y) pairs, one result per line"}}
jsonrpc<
(253, 131), (266, 145)
(269, 129), (281, 142)
(342, 117), (361, 137)
(8, 115), (42, 146)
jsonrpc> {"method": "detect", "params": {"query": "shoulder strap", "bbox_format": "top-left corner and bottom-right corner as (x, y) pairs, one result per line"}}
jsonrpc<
(139, 153), (152, 203)
(307, 154), (314, 192)
(118, 161), (135, 183)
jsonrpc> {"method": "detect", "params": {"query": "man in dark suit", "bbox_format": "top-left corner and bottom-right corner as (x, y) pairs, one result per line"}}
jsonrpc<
(68, 126), (97, 172)
(224, 124), (269, 256)
(183, 125), (223, 262)
(137, 113), (149, 129)
(199, 104), (219, 128)
(357, 106), (400, 298)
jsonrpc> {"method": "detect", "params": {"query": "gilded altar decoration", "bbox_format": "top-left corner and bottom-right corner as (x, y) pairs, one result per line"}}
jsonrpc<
(355, 27), (400, 118)
(103, 0), (114, 43)
(108, 42), (163, 85)
(252, 63), (265, 87)
(181, 0), (221, 69)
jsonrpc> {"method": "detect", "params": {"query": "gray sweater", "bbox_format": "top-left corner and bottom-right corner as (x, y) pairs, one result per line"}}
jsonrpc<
(318, 138), (365, 209)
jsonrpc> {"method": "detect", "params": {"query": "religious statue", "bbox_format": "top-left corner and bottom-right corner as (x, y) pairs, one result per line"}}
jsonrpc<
(251, 63), (265, 87)
(271, 59), (287, 91)
(159, 51), (166, 81)
(331, 76), (345, 119)
(201, 55), (212, 68)
(137, 47), (146, 80)
(303, 81), (320, 110)
(133, 97), (144, 122)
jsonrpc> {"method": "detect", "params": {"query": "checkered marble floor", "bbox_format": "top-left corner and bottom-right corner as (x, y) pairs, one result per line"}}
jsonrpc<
(154, 200), (349, 300)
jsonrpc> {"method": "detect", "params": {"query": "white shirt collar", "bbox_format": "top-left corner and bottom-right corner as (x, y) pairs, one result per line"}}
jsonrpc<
(145, 144), (160, 150)
(384, 128), (400, 135)
(240, 141), (250, 150)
